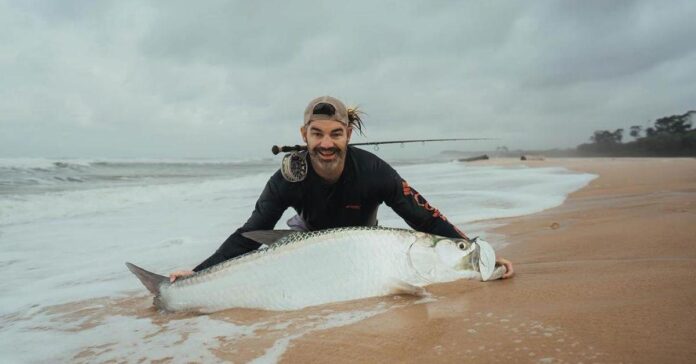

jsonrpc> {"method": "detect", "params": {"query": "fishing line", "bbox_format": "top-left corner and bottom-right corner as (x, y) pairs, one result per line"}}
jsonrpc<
(271, 137), (495, 155)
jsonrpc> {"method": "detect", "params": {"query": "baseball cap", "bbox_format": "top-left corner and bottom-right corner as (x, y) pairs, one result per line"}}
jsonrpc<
(303, 96), (350, 126)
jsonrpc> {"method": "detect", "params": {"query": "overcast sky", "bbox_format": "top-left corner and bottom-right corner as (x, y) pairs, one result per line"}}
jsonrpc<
(1, 0), (694, 159)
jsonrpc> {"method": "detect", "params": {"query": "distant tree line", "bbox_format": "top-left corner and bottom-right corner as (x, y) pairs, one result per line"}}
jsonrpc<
(577, 110), (696, 156)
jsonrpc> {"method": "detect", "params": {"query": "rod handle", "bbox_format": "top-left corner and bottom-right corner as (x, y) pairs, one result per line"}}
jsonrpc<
(272, 145), (304, 155)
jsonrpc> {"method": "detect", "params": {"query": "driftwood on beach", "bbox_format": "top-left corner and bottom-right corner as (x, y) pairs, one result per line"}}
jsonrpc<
(520, 155), (545, 161)
(458, 154), (489, 162)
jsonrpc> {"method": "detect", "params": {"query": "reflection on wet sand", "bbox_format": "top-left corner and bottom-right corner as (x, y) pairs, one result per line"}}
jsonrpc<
(8, 290), (432, 363)
(281, 281), (605, 363)
(5, 273), (607, 363)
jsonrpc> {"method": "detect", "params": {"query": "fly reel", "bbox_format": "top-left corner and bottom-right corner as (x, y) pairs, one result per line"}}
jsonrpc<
(280, 151), (308, 182)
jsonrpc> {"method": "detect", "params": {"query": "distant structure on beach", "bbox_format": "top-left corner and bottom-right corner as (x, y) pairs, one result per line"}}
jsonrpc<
(458, 154), (489, 162)
(521, 155), (545, 161)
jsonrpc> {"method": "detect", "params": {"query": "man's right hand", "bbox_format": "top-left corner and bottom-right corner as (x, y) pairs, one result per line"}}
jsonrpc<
(169, 270), (194, 283)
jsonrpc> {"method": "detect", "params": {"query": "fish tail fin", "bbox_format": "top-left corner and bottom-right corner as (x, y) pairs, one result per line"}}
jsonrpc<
(126, 262), (168, 295)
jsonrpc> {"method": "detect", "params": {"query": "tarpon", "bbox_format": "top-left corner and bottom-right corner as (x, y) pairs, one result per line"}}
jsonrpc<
(127, 226), (505, 312)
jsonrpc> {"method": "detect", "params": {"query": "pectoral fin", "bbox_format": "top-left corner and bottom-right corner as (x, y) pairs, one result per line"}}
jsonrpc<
(388, 279), (428, 297)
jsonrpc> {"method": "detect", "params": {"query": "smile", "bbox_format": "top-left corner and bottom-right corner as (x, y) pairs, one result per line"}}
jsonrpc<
(317, 150), (338, 160)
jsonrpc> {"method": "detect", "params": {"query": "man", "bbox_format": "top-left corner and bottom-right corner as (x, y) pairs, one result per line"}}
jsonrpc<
(170, 96), (514, 281)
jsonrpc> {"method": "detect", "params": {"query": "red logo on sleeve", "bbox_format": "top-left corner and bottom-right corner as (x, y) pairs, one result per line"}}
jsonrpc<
(401, 180), (468, 239)
(402, 181), (440, 217)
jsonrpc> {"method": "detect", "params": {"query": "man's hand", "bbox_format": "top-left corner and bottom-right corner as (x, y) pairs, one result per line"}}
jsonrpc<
(169, 270), (194, 283)
(495, 257), (514, 279)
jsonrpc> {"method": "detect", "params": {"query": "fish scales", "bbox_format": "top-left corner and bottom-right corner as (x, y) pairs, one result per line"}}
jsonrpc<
(163, 227), (419, 311)
(128, 226), (501, 312)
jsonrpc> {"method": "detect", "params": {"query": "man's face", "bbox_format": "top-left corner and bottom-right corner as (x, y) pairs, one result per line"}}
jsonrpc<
(301, 119), (352, 175)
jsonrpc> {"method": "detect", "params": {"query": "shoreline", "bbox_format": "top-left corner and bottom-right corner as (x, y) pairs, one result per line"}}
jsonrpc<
(5, 158), (695, 362)
(280, 157), (696, 363)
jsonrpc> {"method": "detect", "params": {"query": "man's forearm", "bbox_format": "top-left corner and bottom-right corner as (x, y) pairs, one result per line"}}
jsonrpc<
(193, 231), (262, 272)
(430, 218), (470, 240)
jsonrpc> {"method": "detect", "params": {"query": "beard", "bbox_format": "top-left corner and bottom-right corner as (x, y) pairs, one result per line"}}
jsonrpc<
(308, 145), (346, 175)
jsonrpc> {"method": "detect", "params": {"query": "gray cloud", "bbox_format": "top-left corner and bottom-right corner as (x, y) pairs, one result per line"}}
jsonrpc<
(1, 0), (694, 159)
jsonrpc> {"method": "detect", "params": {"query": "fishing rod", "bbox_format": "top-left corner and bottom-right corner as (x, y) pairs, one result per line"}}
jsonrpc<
(271, 138), (494, 155)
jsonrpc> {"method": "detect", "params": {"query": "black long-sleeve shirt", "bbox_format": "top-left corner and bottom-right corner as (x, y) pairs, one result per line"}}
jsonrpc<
(193, 146), (468, 271)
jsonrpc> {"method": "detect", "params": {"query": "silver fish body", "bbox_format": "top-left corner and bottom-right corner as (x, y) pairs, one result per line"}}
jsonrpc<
(127, 226), (502, 312)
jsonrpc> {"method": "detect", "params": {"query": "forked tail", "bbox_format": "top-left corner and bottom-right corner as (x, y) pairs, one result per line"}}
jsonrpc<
(126, 262), (168, 295)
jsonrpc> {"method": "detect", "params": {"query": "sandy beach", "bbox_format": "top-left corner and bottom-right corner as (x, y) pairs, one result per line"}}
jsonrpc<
(279, 158), (696, 363)
(4, 1), (695, 362)
(5, 158), (695, 363)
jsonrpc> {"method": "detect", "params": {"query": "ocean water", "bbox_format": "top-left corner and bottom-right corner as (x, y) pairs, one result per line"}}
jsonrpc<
(0, 156), (595, 362)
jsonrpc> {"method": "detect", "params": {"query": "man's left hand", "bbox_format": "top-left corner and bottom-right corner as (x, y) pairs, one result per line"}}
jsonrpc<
(496, 257), (514, 279)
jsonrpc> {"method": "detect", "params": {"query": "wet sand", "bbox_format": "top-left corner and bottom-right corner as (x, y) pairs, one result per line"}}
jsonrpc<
(281, 158), (696, 363)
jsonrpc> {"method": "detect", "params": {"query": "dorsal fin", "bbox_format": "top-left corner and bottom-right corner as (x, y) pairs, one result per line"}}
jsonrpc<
(242, 230), (296, 245)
